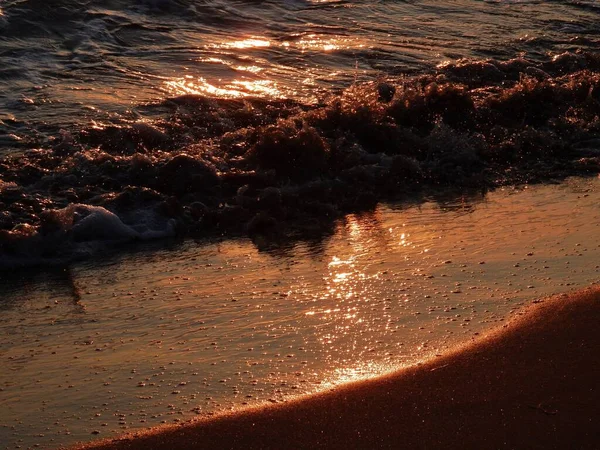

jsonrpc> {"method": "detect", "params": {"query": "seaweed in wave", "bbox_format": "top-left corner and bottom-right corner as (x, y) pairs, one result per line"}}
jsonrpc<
(1, 52), (599, 267)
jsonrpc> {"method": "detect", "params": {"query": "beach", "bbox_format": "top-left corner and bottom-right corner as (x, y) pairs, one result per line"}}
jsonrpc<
(2, 2), (600, 448)
(75, 286), (599, 450)
(2, 179), (599, 449)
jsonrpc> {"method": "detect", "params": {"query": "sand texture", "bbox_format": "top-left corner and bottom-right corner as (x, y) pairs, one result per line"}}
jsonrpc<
(74, 287), (600, 450)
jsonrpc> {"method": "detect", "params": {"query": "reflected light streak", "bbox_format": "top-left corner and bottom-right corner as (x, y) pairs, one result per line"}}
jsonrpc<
(328, 255), (355, 267)
(333, 272), (351, 283)
(398, 232), (411, 247)
(286, 34), (366, 52)
(213, 35), (365, 53)
(199, 57), (227, 64)
(234, 65), (263, 73)
(343, 211), (386, 255)
(308, 210), (394, 359)
(231, 79), (280, 96)
(174, 34), (368, 100)
(214, 38), (271, 50)
(323, 362), (393, 387)
(165, 77), (283, 99)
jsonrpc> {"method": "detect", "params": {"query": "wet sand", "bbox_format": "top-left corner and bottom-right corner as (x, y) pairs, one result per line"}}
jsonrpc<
(74, 286), (600, 450)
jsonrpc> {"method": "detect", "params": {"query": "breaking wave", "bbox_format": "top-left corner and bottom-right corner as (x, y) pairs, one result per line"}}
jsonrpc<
(1, 52), (600, 267)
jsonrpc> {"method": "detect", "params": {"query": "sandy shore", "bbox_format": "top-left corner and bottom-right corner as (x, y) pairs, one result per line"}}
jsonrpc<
(74, 287), (600, 450)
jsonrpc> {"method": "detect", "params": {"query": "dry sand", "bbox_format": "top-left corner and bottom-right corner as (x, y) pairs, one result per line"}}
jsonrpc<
(74, 287), (600, 450)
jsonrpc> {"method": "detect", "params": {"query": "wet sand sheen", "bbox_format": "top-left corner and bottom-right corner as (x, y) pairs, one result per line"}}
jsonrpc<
(1, 178), (599, 450)
(75, 286), (600, 450)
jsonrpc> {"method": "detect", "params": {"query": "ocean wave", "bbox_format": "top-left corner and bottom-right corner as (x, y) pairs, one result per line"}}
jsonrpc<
(0, 201), (176, 269)
(1, 53), (599, 267)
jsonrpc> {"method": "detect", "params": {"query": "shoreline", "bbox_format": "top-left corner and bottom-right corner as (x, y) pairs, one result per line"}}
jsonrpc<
(2, 54), (599, 267)
(73, 286), (600, 450)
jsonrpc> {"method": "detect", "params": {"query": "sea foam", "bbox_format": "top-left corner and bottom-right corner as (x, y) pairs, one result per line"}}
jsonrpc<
(1, 53), (599, 267)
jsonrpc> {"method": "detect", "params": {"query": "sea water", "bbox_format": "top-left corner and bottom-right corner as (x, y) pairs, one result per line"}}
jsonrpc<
(1, 0), (599, 136)
(1, 0), (599, 253)
(1, 0), (600, 448)
(1, 177), (599, 449)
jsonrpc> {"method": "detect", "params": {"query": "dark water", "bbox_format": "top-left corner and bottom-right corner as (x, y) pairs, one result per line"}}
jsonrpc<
(0, 0), (599, 265)
(1, 0), (599, 136)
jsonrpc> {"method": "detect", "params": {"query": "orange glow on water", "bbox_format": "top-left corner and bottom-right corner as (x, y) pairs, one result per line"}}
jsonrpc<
(234, 65), (264, 74)
(215, 38), (272, 50)
(323, 361), (395, 387)
(2, 179), (599, 449)
(230, 79), (281, 96)
(291, 34), (365, 52)
(162, 34), (369, 101)
(213, 35), (365, 53)
(164, 76), (283, 99)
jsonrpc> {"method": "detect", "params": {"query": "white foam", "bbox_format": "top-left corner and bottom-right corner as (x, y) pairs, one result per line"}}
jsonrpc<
(64, 204), (176, 242)
(0, 204), (177, 269)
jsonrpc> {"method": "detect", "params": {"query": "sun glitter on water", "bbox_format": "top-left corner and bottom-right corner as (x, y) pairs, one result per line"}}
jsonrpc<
(213, 38), (272, 50)
(163, 33), (368, 99)
(165, 76), (284, 99)
(322, 362), (395, 388)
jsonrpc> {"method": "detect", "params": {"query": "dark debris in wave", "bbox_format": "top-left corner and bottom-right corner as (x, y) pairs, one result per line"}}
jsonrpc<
(1, 52), (600, 266)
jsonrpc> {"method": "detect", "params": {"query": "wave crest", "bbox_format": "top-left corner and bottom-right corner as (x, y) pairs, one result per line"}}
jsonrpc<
(1, 53), (599, 266)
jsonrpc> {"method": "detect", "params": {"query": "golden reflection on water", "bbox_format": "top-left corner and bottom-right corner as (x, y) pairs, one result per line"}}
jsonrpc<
(198, 57), (265, 74)
(315, 209), (431, 390)
(306, 212), (389, 352)
(323, 361), (394, 387)
(3, 179), (600, 450)
(165, 76), (283, 99)
(397, 231), (411, 247)
(214, 35), (366, 53)
(164, 34), (368, 99)
(291, 34), (365, 52)
(213, 38), (272, 50)
(234, 65), (264, 74)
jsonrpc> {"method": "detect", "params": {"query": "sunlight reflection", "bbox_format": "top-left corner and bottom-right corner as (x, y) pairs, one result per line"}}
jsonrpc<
(398, 232), (411, 247)
(165, 76), (283, 99)
(323, 362), (393, 387)
(306, 214), (380, 348)
(164, 33), (368, 100)
(213, 35), (364, 53)
(333, 272), (351, 283)
(293, 34), (364, 52)
(301, 207), (437, 374)
(199, 57), (228, 64)
(214, 38), (271, 50)
(328, 255), (355, 267)
(231, 79), (280, 96)
(234, 65), (264, 74)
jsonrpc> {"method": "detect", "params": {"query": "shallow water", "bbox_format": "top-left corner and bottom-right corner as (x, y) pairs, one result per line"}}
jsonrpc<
(0, 176), (598, 449)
